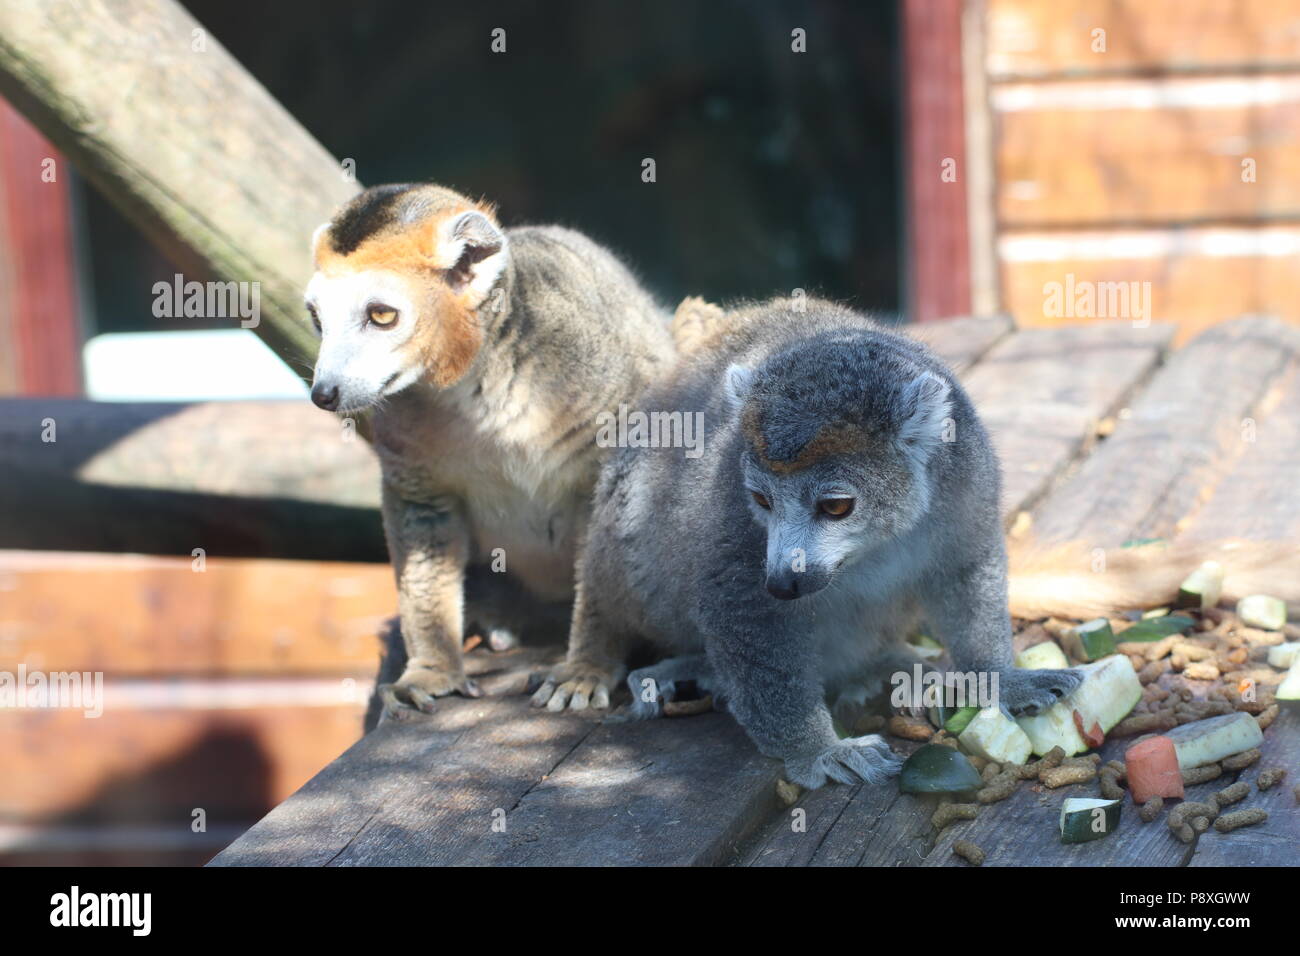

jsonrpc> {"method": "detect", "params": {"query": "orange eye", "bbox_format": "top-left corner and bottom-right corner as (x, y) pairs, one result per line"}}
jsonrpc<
(367, 304), (398, 327)
(818, 498), (855, 519)
(751, 491), (772, 510)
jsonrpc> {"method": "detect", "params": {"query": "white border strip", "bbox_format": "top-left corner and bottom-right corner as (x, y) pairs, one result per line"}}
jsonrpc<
(993, 75), (1300, 112)
(1001, 227), (1300, 263)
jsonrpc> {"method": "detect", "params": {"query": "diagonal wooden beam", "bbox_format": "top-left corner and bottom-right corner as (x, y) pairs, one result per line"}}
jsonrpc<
(0, 0), (359, 376)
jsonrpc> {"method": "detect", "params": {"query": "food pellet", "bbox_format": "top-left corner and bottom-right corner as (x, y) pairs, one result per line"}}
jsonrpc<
(1139, 797), (1164, 822)
(1256, 768), (1286, 791)
(1015, 760), (1041, 780)
(1213, 781), (1250, 808)
(1168, 801), (1218, 830)
(931, 802), (979, 830)
(1222, 748), (1261, 771)
(1181, 764), (1222, 786)
(1099, 770), (1125, 800)
(976, 770), (1019, 804)
(775, 779), (801, 807)
(1040, 764), (1097, 789)
(980, 762), (1003, 783)
(1039, 746), (1066, 770)
(953, 839), (985, 866)
(887, 715), (933, 741)
(1191, 815), (1211, 833)
(1256, 705), (1279, 730)
(1214, 809), (1267, 833)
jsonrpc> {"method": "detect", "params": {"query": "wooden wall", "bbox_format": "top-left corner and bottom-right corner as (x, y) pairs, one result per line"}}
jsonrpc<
(984, 0), (1300, 341)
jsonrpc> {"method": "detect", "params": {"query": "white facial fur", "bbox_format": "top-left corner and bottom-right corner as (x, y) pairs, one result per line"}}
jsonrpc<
(306, 269), (422, 413)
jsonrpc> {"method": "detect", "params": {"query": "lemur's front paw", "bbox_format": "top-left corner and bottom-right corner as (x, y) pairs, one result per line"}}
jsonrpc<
(998, 667), (1082, 718)
(529, 661), (621, 713)
(379, 663), (482, 720)
(785, 735), (903, 789)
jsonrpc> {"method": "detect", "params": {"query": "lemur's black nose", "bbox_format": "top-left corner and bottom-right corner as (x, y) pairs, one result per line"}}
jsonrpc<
(766, 573), (800, 600)
(311, 383), (340, 411)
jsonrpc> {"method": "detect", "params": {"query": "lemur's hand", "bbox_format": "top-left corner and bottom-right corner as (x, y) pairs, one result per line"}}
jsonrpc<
(784, 735), (903, 789)
(529, 660), (621, 712)
(379, 661), (482, 720)
(997, 667), (1082, 718)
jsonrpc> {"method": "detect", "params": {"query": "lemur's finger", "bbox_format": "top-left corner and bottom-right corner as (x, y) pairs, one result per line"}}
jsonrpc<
(530, 679), (558, 708)
(546, 682), (575, 712)
(379, 684), (411, 719)
(409, 688), (439, 713)
(461, 678), (483, 699)
(524, 671), (546, 695)
(569, 677), (598, 711)
(590, 684), (610, 710)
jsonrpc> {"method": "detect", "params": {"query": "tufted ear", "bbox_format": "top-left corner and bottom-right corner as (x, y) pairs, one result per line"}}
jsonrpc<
(723, 364), (755, 412)
(435, 210), (508, 307)
(896, 371), (952, 448)
(310, 222), (330, 264)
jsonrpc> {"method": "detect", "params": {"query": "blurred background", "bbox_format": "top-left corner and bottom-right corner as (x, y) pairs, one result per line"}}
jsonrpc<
(2, 0), (1299, 864)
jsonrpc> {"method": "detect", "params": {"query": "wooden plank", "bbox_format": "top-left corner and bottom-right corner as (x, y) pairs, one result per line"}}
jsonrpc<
(987, 0), (1300, 79)
(0, 551), (394, 675)
(906, 313), (1013, 373)
(962, 322), (1174, 517)
(459, 714), (781, 866)
(1000, 229), (1300, 345)
(1180, 357), (1300, 541)
(1188, 707), (1300, 866)
(0, 0), (358, 375)
(0, 692), (369, 820)
(996, 78), (1300, 226)
(1029, 317), (1300, 547)
(207, 647), (596, 866)
(0, 399), (384, 559)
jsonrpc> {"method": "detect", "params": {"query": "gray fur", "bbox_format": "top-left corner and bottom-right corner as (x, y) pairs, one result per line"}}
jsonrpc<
(561, 298), (1081, 788)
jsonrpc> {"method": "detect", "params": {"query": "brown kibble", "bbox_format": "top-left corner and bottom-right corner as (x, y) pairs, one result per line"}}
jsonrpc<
(952, 839), (985, 866)
(1222, 748), (1261, 771)
(1039, 746), (1066, 770)
(1191, 815), (1211, 834)
(1181, 764), (1223, 786)
(1256, 768), (1287, 791)
(887, 715), (933, 741)
(1214, 809), (1267, 833)
(1183, 662), (1221, 681)
(1256, 705), (1279, 730)
(1100, 769), (1125, 800)
(1040, 764), (1097, 789)
(976, 769), (1019, 804)
(1112, 711), (1178, 736)
(1168, 801), (1218, 830)
(775, 779), (802, 807)
(1139, 797), (1164, 822)
(980, 762), (1003, 783)
(1213, 781), (1250, 808)
(932, 735), (960, 749)
(966, 753), (989, 772)
(663, 695), (714, 717)
(1139, 658), (1173, 684)
(1141, 636), (1180, 662)
(932, 802), (979, 830)
(1105, 760), (1127, 777)
(1173, 822), (1195, 843)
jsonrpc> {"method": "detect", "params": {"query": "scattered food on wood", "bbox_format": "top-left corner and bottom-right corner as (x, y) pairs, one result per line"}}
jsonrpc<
(1165, 712), (1263, 769)
(1221, 748), (1262, 771)
(1181, 764), (1222, 786)
(1256, 767), (1286, 791)
(1236, 595), (1287, 632)
(1060, 797), (1121, 843)
(1212, 781), (1251, 809)
(976, 769), (1020, 803)
(1062, 618), (1116, 661)
(663, 695), (713, 717)
(1139, 797), (1164, 823)
(1040, 763), (1097, 789)
(960, 706), (1032, 764)
(932, 802), (979, 830)
(775, 779), (801, 807)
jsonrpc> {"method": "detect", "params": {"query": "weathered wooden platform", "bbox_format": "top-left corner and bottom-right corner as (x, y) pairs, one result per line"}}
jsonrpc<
(211, 315), (1300, 867)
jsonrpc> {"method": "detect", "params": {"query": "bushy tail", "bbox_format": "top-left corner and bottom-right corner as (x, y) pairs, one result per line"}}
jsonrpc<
(1007, 538), (1300, 620)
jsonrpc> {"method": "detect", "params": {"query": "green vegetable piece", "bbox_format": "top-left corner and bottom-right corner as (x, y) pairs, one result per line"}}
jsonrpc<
(898, 744), (983, 794)
(943, 706), (981, 735)
(1115, 614), (1195, 642)
(1062, 618), (1116, 661)
(1059, 797), (1122, 844)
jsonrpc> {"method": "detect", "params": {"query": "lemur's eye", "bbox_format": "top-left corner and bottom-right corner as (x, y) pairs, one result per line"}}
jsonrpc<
(367, 304), (399, 328)
(306, 303), (321, 333)
(818, 498), (855, 519)
(750, 491), (772, 510)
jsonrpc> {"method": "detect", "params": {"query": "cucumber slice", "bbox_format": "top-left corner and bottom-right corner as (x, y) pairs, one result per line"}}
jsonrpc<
(1016, 656), (1142, 757)
(1236, 595), (1288, 632)
(1061, 619), (1116, 661)
(1278, 659), (1300, 701)
(943, 705), (981, 735)
(1016, 641), (1070, 670)
(1115, 614), (1195, 643)
(1060, 797), (1122, 844)
(898, 743), (983, 794)
(1176, 561), (1224, 610)
(959, 706), (1034, 765)
(1165, 711), (1265, 769)
(1141, 607), (1170, 619)
(1268, 642), (1300, 669)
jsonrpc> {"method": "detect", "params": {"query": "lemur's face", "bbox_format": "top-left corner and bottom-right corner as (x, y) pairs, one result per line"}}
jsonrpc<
(724, 356), (949, 601)
(742, 451), (923, 601)
(305, 198), (507, 415)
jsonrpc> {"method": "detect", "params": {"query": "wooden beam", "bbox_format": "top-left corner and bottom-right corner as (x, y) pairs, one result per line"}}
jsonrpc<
(902, 0), (972, 322)
(0, 398), (384, 560)
(0, 0), (358, 377)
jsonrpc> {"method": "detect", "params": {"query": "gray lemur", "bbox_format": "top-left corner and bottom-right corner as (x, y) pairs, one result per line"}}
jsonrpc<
(532, 297), (1082, 789)
(305, 183), (674, 719)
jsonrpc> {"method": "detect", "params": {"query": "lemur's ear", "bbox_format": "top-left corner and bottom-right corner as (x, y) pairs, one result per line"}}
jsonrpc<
(723, 364), (755, 411)
(437, 210), (508, 307)
(310, 222), (330, 263)
(896, 371), (952, 448)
